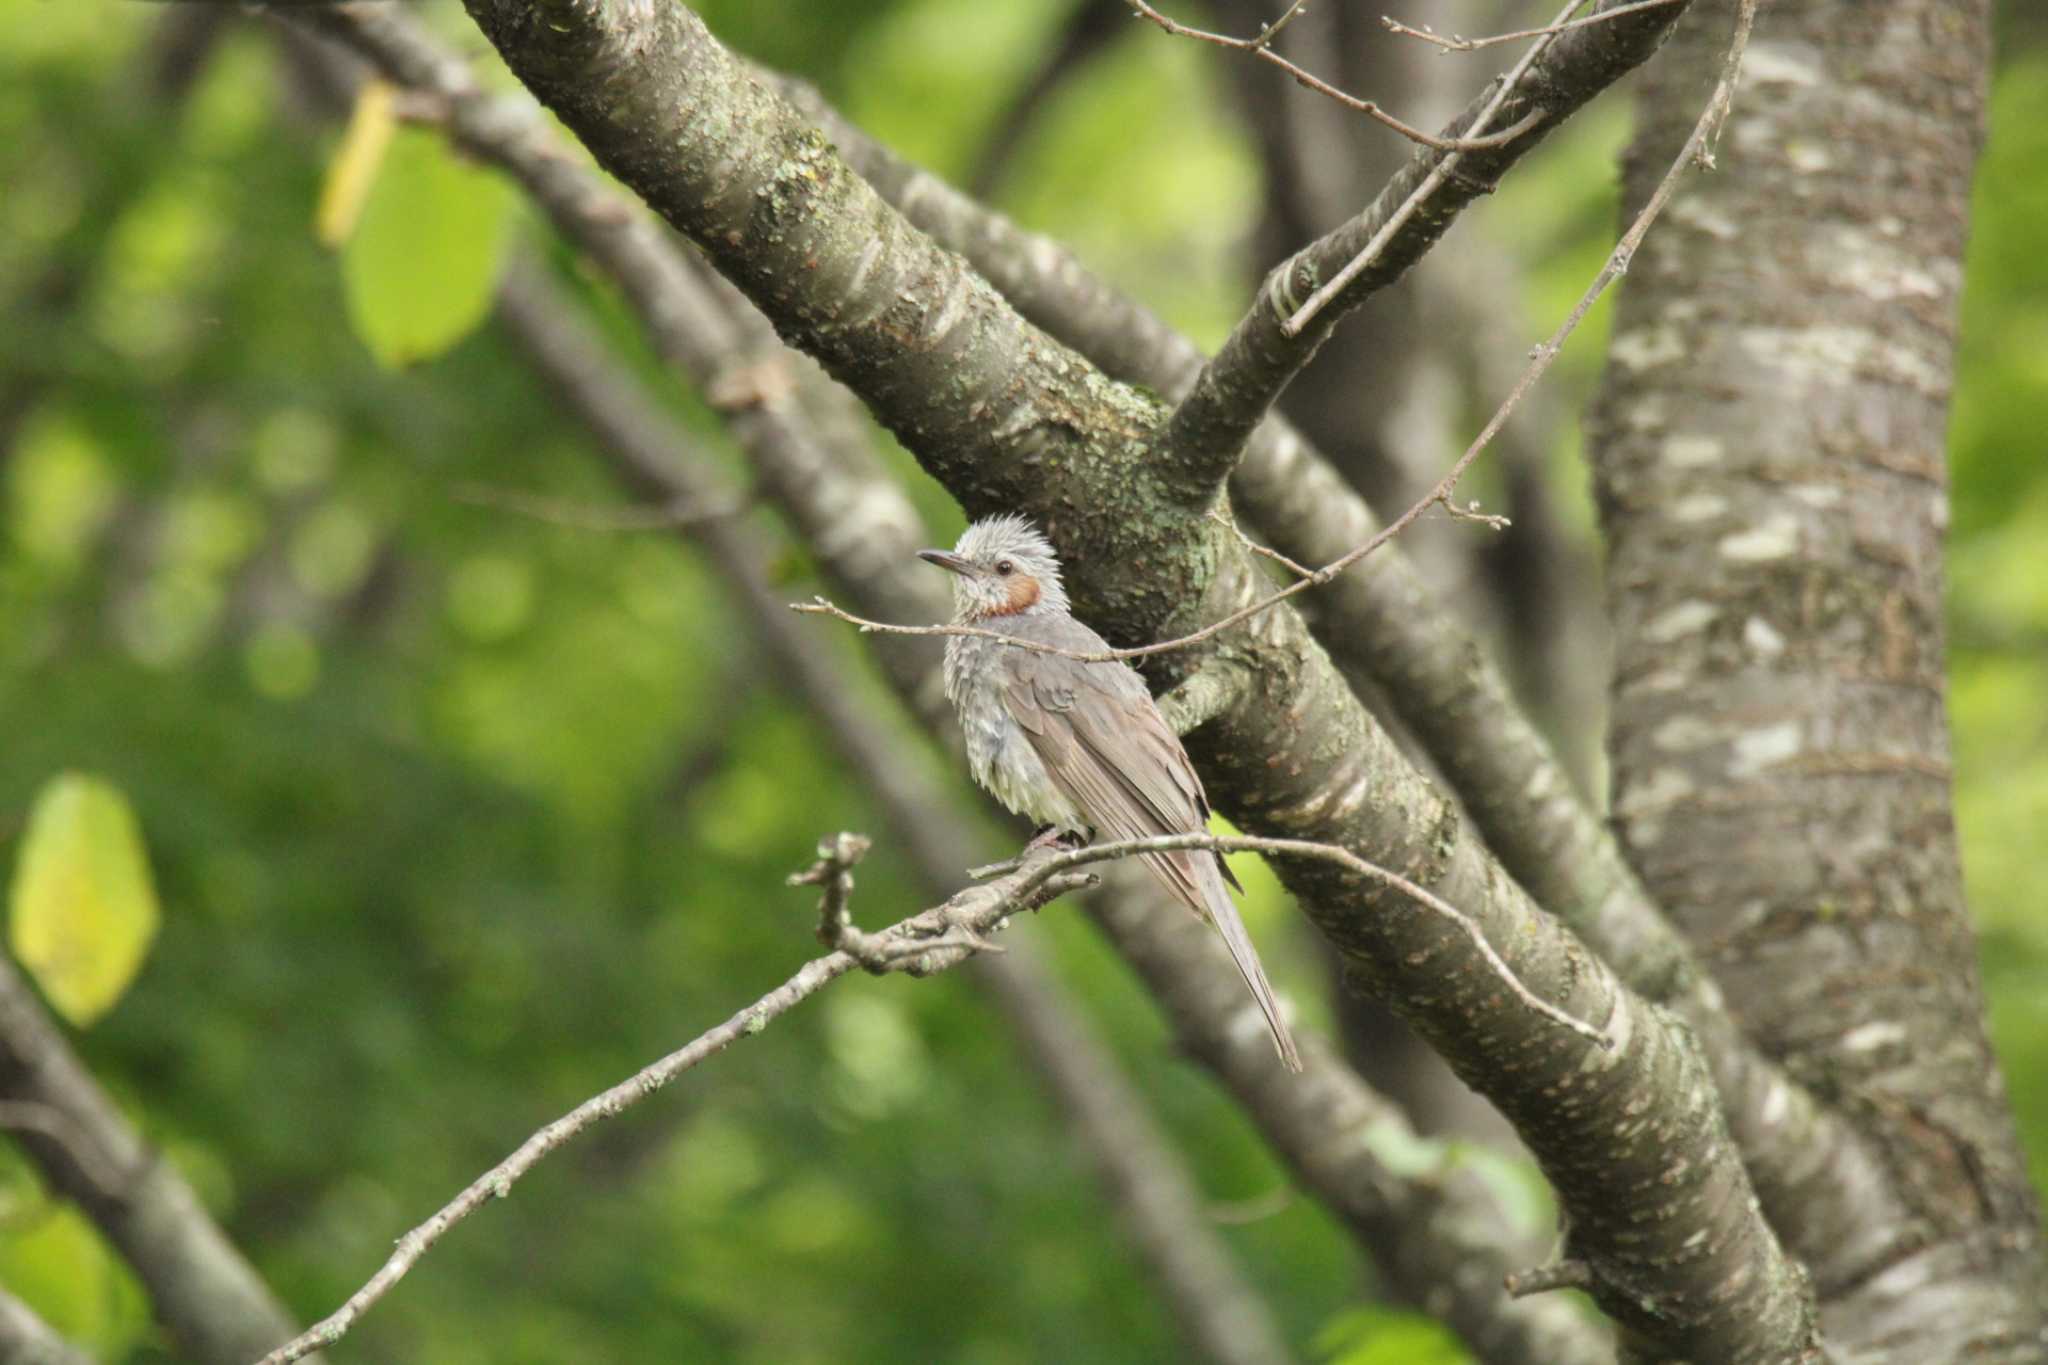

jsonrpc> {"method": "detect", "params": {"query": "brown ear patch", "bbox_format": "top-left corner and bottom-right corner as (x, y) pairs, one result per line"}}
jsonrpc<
(988, 573), (1041, 616)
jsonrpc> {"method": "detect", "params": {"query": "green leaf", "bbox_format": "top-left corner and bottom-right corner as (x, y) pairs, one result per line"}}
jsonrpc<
(315, 79), (397, 248)
(8, 772), (161, 1025)
(340, 126), (515, 368)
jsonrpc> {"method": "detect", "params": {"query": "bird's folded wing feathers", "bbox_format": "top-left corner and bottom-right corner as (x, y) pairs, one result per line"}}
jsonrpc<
(1003, 654), (1239, 912)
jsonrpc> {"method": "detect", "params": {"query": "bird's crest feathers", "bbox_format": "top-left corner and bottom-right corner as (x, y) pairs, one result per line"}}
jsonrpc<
(943, 515), (1069, 619)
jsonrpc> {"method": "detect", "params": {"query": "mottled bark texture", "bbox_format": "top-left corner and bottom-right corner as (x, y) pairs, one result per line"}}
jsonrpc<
(1586, 0), (2045, 1357)
(1219, 0), (1528, 1148)
(455, 3), (1824, 1355)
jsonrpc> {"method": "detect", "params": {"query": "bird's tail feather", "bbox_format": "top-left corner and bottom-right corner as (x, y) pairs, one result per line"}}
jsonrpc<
(1149, 850), (1303, 1073)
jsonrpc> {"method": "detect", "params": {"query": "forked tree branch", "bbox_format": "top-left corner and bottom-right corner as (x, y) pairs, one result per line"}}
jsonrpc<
(1151, 0), (1695, 500)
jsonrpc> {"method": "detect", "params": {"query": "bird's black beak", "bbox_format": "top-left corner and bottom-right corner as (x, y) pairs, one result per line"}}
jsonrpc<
(917, 549), (974, 576)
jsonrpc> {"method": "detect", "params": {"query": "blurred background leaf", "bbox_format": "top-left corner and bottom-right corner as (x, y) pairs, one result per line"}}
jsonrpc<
(8, 773), (160, 1026)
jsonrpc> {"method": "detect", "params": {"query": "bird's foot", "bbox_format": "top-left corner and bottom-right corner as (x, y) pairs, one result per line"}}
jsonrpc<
(968, 828), (1084, 881)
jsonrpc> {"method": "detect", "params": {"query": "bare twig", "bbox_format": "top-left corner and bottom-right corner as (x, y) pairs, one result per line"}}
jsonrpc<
(1207, 508), (1313, 580)
(251, 837), (1096, 1365)
(254, 812), (1611, 1365)
(1020, 833), (1614, 1051)
(453, 481), (747, 532)
(795, 830), (871, 947)
(1248, 0), (1308, 51)
(1281, 0), (1587, 337)
(1383, 0), (1685, 53)
(1125, 0), (1541, 152)
(1506, 1258), (1596, 1297)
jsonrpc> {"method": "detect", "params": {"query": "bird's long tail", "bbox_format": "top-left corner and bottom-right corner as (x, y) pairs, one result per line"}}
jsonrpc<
(1151, 850), (1303, 1072)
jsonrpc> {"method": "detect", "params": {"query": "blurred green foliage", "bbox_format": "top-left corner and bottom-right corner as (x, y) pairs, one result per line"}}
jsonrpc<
(0, 0), (2042, 1361)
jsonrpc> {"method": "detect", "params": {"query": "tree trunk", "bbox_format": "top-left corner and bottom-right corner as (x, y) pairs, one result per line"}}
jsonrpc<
(1587, 0), (2046, 1356)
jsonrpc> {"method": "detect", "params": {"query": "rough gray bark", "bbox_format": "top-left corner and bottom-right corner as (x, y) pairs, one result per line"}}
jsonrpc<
(1585, 0), (2045, 1358)
(453, 2), (1821, 1355)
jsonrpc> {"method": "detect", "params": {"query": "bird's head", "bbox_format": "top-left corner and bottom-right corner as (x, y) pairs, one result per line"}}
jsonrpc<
(918, 514), (1070, 622)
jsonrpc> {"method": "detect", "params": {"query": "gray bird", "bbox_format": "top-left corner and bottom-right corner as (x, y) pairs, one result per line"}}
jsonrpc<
(921, 515), (1302, 1072)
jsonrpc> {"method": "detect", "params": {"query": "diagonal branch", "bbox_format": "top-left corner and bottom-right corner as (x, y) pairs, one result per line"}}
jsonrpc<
(0, 1289), (95, 1365)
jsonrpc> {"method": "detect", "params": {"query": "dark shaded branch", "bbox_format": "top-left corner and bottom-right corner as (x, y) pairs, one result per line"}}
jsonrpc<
(0, 958), (308, 1365)
(969, 1), (1124, 201)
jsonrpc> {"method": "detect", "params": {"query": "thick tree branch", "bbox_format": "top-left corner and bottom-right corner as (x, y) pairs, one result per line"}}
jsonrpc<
(0, 957), (308, 1365)
(314, 6), (1818, 1354)
(1588, 0), (2045, 1350)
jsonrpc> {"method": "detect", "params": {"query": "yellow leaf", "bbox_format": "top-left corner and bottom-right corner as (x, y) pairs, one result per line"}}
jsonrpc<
(8, 773), (161, 1026)
(316, 80), (397, 249)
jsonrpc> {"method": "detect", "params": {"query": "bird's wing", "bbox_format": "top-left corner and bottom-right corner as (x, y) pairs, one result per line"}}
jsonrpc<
(1002, 647), (1300, 1070)
(1002, 653), (1203, 862)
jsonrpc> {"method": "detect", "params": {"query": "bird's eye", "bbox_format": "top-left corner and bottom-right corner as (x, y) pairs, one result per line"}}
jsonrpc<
(995, 559), (1015, 576)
